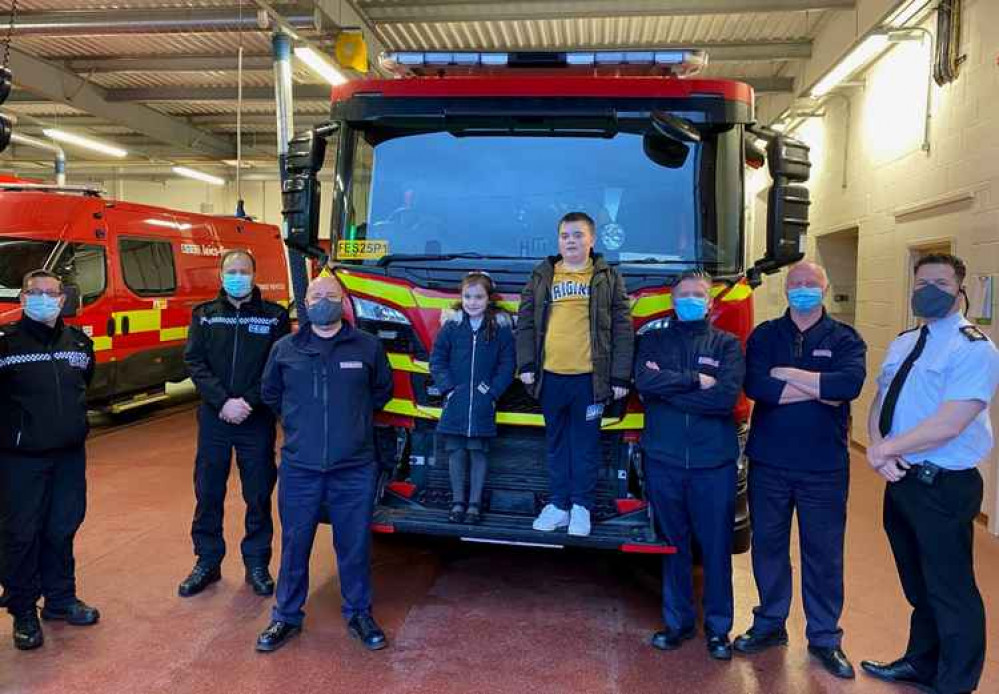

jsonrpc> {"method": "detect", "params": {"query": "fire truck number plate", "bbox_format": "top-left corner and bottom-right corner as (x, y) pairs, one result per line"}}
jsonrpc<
(338, 240), (389, 260)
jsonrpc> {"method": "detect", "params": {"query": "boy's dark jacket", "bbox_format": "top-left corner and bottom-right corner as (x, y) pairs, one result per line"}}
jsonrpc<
(430, 309), (515, 438)
(634, 318), (746, 468)
(515, 252), (634, 402)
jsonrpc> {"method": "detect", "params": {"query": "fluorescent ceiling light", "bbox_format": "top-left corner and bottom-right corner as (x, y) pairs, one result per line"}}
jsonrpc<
(172, 166), (226, 186)
(42, 129), (127, 158)
(294, 45), (348, 86)
(222, 159), (253, 168)
(811, 35), (890, 98)
(889, 0), (931, 28)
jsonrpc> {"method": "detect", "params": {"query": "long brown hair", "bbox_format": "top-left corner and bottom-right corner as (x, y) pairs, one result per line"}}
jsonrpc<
(453, 271), (507, 341)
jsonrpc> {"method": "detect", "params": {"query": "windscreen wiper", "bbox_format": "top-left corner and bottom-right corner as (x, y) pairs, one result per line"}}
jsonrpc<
(377, 252), (533, 267)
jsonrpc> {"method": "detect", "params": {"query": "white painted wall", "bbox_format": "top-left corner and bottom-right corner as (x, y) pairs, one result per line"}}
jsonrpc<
(751, 0), (999, 523)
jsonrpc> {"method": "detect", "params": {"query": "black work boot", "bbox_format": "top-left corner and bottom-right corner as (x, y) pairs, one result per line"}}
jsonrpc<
(245, 566), (275, 596)
(347, 614), (387, 651)
(41, 599), (100, 626)
(13, 611), (44, 651)
(178, 564), (222, 597)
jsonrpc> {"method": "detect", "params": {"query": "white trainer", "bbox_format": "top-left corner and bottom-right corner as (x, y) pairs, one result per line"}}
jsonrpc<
(532, 503), (570, 532)
(567, 504), (591, 537)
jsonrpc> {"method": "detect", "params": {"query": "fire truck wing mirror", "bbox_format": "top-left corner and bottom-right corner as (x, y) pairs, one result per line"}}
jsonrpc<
(749, 184), (810, 284)
(61, 284), (81, 318)
(766, 135), (811, 183)
(282, 126), (336, 259)
(643, 132), (689, 169)
(0, 114), (11, 154)
(650, 110), (701, 143)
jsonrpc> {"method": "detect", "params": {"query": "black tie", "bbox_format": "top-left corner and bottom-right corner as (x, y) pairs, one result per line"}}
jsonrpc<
(879, 325), (929, 437)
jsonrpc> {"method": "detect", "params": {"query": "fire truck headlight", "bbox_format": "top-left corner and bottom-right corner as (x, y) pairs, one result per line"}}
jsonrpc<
(352, 297), (411, 325)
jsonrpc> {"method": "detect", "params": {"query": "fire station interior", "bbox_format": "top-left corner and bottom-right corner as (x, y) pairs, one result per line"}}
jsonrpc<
(1, 0), (998, 692)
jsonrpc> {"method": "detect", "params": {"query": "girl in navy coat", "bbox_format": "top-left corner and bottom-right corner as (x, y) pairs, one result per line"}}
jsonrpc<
(429, 272), (515, 524)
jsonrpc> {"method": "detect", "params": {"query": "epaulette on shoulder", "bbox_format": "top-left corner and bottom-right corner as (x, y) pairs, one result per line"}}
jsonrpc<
(960, 325), (988, 342)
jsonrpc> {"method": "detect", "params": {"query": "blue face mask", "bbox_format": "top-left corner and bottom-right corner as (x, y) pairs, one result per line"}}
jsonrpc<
(674, 296), (709, 322)
(222, 272), (253, 299)
(787, 286), (824, 312)
(24, 294), (62, 323)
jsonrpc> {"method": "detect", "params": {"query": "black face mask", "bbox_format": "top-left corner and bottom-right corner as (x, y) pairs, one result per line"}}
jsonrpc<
(307, 298), (343, 327)
(911, 284), (957, 319)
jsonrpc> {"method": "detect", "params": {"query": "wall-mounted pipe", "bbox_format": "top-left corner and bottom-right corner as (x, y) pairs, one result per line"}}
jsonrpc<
(12, 6), (321, 36)
(273, 31), (309, 318)
(10, 132), (67, 186)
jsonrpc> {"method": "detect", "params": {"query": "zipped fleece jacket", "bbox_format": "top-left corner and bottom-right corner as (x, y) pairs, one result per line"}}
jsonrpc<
(0, 316), (95, 453)
(634, 319), (745, 468)
(184, 287), (290, 411)
(429, 310), (515, 438)
(516, 252), (634, 402)
(261, 322), (393, 471)
(744, 310), (867, 471)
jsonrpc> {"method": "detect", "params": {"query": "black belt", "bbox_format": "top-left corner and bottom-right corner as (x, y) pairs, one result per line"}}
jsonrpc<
(909, 461), (975, 485)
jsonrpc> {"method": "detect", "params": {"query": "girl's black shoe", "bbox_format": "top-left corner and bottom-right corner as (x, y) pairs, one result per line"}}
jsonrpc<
(448, 503), (466, 523)
(465, 504), (482, 525)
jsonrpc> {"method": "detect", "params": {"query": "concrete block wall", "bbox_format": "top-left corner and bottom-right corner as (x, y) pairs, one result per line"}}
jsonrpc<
(751, 0), (999, 521)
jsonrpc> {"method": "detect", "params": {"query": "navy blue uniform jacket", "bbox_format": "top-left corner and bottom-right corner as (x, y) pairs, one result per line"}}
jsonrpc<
(634, 319), (746, 468)
(744, 310), (867, 471)
(261, 322), (393, 471)
(430, 310), (515, 438)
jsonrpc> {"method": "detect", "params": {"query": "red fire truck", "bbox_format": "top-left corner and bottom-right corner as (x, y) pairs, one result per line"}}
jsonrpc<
(0, 179), (290, 412)
(280, 50), (811, 554)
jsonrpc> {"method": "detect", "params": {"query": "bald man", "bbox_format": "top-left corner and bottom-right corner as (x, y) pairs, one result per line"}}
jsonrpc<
(733, 262), (867, 680)
(255, 276), (393, 653)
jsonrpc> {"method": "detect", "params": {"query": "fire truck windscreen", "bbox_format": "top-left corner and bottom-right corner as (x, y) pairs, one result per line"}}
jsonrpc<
(339, 125), (743, 274)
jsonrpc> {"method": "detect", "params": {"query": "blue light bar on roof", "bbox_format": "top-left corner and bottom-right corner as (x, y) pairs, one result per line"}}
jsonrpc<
(380, 50), (707, 77)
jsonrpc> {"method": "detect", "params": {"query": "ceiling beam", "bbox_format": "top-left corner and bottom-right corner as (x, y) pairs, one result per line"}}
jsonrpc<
(362, 0), (855, 24)
(7, 47), (237, 158)
(66, 55), (276, 74)
(13, 5), (322, 36)
(104, 85), (332, 102)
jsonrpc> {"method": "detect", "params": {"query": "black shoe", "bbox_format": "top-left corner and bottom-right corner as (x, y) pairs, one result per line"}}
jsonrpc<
(245, 566), (275, 596)
(860, 658), (935, 692)
(41, 600), (100, 626)
(448, 503), (466, 524)
(707, 634), (733, 661)
(178, 564), (222, 597)
(809, 645), (855, 679)
(347, 614), (387, 651)
(651, 625), (696, 651)
(733, 627), (789, 654)
(465, 504), (482, 525)
(255, 620), (301, 653)
(12, 612), (44, 651)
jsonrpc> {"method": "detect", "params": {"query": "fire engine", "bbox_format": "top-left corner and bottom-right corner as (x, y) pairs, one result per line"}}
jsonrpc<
(279, 50), (811, 554)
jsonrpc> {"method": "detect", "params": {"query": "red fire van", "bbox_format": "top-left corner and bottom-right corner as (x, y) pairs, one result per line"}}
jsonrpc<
(0, 180), (290, 411)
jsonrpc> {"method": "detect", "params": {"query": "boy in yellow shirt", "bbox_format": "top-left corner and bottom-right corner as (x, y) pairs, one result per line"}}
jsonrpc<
(516, 212), (634, 536)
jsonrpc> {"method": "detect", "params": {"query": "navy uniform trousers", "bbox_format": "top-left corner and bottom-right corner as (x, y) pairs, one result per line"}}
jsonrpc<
(0, 446), (86, 617)
(884, 468), (985, 694)
(748, 461), (849, 648)
(191, 404), (278, 569)
(646, 460), (736, 636)
(539, 372), (601, 511)
(272, 460), (377, 625)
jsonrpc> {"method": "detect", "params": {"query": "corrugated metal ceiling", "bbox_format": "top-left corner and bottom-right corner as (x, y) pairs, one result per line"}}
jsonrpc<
(4, 1), (832, 164)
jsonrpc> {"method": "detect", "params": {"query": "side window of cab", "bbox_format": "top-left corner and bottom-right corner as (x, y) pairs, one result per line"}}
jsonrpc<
(53, 243), (108, 306)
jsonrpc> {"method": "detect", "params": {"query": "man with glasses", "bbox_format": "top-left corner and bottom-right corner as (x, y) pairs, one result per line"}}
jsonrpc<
(0, 270), (98, 650)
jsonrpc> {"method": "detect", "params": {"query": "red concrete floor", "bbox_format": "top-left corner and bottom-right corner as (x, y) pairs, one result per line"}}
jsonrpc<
(2, 405), (999, 694)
